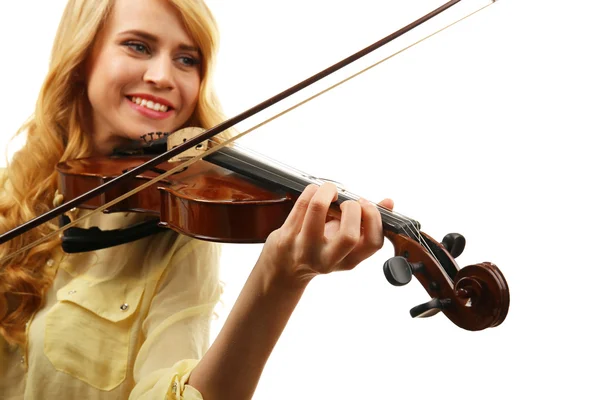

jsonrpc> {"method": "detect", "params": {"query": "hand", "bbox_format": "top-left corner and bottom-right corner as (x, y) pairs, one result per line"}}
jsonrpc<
(260, 183), (394, 287)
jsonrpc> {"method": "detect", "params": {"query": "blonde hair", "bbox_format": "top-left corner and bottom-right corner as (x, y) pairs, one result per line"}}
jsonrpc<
(0, 0), (229, 346)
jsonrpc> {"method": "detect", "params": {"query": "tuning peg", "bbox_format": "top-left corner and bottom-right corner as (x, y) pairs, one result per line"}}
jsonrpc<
(410, 298), (451, 318)
(383, 256), (424, 286)
(441, 233), (466, 258)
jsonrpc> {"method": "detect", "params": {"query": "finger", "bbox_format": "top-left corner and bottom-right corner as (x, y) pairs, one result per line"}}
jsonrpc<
(323, 199), (362, 266)
(336, 199), (384, 271)
(281, 184), (319, 232)
(359, 198), (385, 251)
(377, 198), (394, 211)
(299, 182), (338, 242)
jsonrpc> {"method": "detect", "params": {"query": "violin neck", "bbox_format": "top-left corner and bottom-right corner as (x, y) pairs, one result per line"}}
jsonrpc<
(204, 146), (421, 239)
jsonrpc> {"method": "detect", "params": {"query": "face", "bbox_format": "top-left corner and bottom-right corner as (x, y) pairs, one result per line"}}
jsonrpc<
(84, 0), (201, 155)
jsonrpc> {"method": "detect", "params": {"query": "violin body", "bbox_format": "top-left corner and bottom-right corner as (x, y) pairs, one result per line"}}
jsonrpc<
(57, 155), (295, 243)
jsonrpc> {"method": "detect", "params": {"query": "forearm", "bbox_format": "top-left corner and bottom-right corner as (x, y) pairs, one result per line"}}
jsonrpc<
(188, 256), (309, 399)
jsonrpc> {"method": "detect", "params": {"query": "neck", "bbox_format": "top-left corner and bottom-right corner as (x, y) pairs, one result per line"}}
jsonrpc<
(203, 144), (421, 239)
(90, 132), (136, 156)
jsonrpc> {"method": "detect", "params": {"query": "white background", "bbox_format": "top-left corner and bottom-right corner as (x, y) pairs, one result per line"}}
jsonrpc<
(1, 0), (599, 399)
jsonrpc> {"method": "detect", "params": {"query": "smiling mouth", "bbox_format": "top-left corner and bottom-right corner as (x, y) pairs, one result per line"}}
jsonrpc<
(126, 96), (173, 113)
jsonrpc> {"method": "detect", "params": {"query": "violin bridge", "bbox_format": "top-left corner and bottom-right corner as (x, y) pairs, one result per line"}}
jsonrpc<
(167, 127), (208, 162)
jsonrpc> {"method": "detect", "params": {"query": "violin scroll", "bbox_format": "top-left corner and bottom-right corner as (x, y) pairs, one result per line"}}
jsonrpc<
(452, 262), (509, 328)
(384, 231), (509, 331)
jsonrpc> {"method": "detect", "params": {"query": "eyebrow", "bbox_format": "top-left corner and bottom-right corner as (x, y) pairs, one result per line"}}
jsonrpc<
(118, 29), (200, 53)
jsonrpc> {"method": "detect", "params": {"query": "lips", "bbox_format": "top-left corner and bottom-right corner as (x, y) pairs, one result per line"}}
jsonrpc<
(126, 96), (175, 120)
(128, 96), (171, 113)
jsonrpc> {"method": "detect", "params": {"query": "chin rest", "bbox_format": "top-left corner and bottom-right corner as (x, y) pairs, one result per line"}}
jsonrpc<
(59, 215), (165, 253)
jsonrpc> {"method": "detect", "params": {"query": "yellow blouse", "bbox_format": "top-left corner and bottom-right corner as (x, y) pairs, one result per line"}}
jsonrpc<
(0, 208), (222, 399)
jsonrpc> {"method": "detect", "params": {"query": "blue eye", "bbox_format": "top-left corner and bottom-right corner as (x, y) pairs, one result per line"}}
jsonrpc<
(177, 56), (200, 67)
(123, 41), (150, 54)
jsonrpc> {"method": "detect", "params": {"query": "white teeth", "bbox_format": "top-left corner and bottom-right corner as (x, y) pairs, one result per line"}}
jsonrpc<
(130, 96), (169, 112)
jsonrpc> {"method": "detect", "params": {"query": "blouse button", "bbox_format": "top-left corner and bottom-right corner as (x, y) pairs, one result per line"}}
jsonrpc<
(20, 356), (25, 364)
(46, 259), (55, 267)
(120, 303), (129, 311)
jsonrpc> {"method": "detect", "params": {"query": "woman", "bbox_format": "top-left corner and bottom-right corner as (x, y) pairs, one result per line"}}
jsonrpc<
(0, 0), (393, 398)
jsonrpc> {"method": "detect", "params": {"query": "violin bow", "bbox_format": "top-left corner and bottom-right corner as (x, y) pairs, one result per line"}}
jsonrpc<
(0, 0), (498, 260)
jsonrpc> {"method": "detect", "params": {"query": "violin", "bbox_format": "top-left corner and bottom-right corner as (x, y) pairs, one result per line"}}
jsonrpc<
(55, 131), (509, 331)
(0, 0), (509, 331)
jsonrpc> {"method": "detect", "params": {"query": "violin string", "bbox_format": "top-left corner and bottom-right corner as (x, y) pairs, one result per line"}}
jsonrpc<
(205, 139), (424, 241)
(212, 140), (416, 226)
(0, 1), (494, 264)
(205, 141), (439, 260)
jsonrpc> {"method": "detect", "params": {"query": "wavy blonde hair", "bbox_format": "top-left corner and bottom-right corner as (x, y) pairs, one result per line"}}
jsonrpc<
(0, 0), (229, 346)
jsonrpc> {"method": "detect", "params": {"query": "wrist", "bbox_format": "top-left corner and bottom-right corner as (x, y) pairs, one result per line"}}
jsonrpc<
(254, 250), (313, 294)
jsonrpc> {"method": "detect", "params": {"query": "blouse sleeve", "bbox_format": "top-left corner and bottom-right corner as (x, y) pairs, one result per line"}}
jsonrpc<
(128, 237), (222, 400)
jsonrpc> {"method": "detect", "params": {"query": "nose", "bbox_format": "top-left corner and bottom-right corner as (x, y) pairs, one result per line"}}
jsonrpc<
(143, 55), (175, 90)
